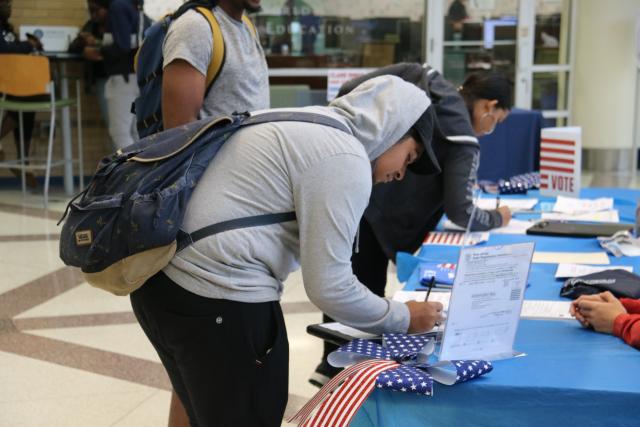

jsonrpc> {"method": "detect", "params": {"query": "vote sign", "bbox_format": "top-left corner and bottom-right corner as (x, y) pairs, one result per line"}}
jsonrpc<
(539, 127), (581, 197)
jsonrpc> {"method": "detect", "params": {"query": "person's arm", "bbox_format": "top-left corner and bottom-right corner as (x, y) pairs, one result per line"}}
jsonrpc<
(162, 60), (205, 128)
(613, 313), (640, 349)
(294, 151), (442, 334)
(441, 143), (510, 230)
(161, 10), (212, 128)
(620, 298), (640, 314)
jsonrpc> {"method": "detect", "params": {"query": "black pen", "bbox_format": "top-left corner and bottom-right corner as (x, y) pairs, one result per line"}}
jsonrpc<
(496, 196), (501, 209)
(425, 276), (435, 301)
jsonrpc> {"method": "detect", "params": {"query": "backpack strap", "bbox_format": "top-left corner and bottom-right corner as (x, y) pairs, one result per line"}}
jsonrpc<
(242, 111), (352, 135)
(176, 212), (296, 251)
(242, 14), (258, 39)
(195, 9), (259, 96)
(194, 6), (225, 96)
(175, 111), (351, 251)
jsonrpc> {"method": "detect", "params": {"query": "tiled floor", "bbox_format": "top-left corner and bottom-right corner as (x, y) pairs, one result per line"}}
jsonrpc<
(0, 188), (402, 426)
(1, 169), (638, 426)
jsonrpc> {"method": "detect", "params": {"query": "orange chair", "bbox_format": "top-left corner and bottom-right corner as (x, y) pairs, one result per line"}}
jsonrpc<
(0, 54), (83, 208)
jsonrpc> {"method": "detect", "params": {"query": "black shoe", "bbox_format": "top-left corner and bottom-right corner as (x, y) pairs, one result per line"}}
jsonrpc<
(309, 361), (343, 388)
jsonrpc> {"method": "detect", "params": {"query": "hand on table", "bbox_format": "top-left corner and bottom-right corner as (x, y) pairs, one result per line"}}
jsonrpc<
(406, 300), (444, 333)
(570, 291), (627, 334)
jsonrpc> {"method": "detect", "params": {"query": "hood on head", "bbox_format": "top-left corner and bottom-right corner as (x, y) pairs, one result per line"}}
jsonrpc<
(328, 75), (430, 161)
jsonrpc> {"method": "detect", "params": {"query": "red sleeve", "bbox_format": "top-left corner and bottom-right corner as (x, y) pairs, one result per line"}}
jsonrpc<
(613, 313), (640, 349)
(620, 298), (640, 314)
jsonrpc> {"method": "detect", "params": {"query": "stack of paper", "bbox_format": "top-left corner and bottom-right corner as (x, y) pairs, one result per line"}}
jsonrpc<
(555, 263), (633, 278)
(476, 198), (539, 212)
(542, 210), (620, 223)
(553, 196), (614, 215)
(444, 219), (534, 235)
(532, 251), (609, 265)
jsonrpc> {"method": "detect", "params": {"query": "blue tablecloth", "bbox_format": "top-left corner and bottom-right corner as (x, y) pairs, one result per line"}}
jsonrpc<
(351, 188), (640, 427)
(477, 108), (543, 182)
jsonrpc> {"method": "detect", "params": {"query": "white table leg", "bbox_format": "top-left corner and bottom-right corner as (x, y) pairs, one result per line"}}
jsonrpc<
(59, 62), (74, 196)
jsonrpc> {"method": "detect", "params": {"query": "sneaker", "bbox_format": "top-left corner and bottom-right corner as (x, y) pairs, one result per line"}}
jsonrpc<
(308, 361), (343, 388)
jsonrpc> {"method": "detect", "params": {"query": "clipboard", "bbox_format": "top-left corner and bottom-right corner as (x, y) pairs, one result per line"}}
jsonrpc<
(307, 323), (439, 347)
(526, 220), (633, 238)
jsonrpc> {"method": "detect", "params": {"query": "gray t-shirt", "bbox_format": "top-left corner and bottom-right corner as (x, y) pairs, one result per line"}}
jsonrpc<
(162, 7), (270, 118)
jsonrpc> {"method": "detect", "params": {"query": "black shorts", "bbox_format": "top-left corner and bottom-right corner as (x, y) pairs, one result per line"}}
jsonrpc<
(130, 271), (289, 427)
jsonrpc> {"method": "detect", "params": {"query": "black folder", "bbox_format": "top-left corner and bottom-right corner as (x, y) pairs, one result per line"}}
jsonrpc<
(526, 220), (633, 238)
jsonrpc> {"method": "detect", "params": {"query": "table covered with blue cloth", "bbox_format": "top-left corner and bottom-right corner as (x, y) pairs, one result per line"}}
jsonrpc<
(350, 188), (640, 427)
(477, 108), (543, 182)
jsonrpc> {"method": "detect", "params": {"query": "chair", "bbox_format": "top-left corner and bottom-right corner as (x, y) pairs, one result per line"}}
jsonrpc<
(0, 54), (83, 208)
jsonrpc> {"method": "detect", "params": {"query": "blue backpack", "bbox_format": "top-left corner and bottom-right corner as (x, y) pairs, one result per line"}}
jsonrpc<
(58, 111), (350, 296)
(133, 0), (257, 138)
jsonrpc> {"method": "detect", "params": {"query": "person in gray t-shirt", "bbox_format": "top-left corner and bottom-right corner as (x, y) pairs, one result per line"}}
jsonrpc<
(161, 0), (268, 129)
(158, 1), (267, 425)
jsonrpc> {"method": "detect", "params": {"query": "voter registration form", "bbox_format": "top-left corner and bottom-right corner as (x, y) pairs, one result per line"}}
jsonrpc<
(439, 242), (535, 361)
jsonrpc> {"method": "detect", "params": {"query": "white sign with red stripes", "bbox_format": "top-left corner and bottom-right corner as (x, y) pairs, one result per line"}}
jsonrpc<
(539, 127), (581, 197)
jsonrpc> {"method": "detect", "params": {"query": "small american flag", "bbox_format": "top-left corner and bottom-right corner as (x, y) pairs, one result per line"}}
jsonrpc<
(424, 232), (465, 245)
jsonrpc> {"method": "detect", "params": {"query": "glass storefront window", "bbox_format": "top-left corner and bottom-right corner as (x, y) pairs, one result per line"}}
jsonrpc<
(533, 71), (569, 125)
(534, 0), (571, 65)
(254, 0), (425, 69)
(442, 0), (517, 86)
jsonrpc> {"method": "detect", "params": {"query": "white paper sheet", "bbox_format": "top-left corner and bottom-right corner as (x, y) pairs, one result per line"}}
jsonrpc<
(520, 300), (573, 320)
(541, 210), (620, 223)
(394, 292), (574, 320)
(555, 263), (633, 278)
(553, 196), (614, 215)
(476, 198), (539, 211)
(489, 219), (535, 235)
(439, 242), (534, 361)
(392, 290), (451, 310)
(532, 251), (609, 265)
(444, 219), (533, 235)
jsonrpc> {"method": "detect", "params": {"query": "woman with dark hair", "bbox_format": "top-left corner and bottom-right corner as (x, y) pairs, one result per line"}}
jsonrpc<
(311, 62), (514, 386)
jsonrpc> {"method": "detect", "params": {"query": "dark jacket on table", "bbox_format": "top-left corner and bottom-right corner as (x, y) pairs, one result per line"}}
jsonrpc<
(338, 63), (503, 259)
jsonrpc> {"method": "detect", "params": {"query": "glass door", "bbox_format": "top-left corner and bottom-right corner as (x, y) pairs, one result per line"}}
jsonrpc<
(524, 0), (575, 126)
(427, 0), (575, 124)
(428, 0), (519, 88)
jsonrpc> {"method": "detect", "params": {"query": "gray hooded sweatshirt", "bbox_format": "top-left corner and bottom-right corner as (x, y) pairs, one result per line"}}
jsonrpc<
(163, 75), (430, 334)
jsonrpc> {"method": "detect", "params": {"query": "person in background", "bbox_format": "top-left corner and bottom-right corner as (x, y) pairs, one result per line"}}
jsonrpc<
(131, 75), (442, 427)
(447, 0), (468, 34)
(159, 0), (268, 424)
(570, 291), (640, 349)
(82, 0), (149, 149)
(311, 63), (513, 386)
(0, 0), (43, 189)
(69, 0), (110, 128)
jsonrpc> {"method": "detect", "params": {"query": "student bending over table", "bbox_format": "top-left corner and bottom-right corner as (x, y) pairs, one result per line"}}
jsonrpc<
(312, 63), (514, 386)
(571, 291), (640, 349)
(130, 75), (444, 427)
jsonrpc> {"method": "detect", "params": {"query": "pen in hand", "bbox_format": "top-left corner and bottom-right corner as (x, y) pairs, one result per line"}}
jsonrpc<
(425, 276), (435, 301)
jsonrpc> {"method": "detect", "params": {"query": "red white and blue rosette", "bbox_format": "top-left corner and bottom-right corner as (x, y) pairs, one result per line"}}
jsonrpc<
(289, 333), (492, 427)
